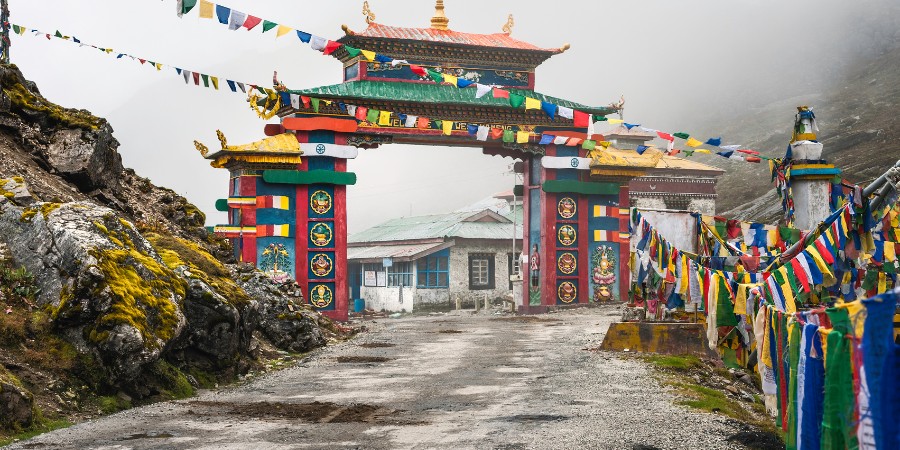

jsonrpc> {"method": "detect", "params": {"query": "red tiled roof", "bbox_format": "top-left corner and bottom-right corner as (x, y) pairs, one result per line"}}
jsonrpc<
(348, 23), (557, 52)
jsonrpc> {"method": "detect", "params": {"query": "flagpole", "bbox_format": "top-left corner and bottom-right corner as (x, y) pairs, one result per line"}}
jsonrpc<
(1, 0), (9, 64)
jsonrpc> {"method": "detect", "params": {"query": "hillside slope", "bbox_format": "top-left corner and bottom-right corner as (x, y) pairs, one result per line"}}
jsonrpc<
(700, 46), (900, 222)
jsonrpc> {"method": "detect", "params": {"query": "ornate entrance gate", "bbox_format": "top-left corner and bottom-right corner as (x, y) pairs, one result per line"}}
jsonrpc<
(197, 2), (658, 320)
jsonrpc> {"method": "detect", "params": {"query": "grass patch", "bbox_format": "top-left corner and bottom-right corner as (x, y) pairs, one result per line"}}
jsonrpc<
(0, 418), (72, 447)
(95, 395), (132, 415)
(644, 354), (703, 371)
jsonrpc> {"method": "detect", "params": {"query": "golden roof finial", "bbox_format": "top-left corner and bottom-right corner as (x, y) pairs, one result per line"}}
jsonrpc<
(431, 0), (450, 30)
(502, 14), (514, 35)
(362, 1), (376, 24)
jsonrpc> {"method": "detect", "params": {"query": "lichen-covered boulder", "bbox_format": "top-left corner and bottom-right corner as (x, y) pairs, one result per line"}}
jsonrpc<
(240, 272), (325, 353)
(45, 125), (123, 192)
(0, 196), (186, 384)
(0, 366), (34, 429)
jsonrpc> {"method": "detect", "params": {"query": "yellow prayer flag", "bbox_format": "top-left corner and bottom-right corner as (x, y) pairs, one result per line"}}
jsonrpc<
(878, 271), (887, 294)
(686, 137), (704, 147)
(199, 0), (214, 18)
(777, 267), (797, 313)
(360, 50), (376, 62)
(516, 131), (530, 144)
(442, 74), (458, 86)
(155, 63), (163, 71)
(276, 25), (292, 38)
(524, 97), (541, 110)
(210, 76), (219, 90)
(694, 149), (711, 154)
(608, 119), (624, 124)
(442, 120), (453, 135)
(378, 110), (391, 126)
(885, 242), (896, 262)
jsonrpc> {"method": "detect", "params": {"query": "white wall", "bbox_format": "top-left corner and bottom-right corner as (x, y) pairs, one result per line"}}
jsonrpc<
(634, 210), (699, 254)
(359, 285), (414, 313)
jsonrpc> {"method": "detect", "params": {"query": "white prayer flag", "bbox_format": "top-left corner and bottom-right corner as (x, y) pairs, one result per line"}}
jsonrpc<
(476, 126), (489, 141)
(475, 84), (492, 99)
(346, 105), (357, 117)
(557, 106), (574, 119)
(404, 115), (418, 127)
(290, 94), (301, 109)
(310, 36), (327, 51)
(553, 136), (568, 145)
(228, 11), (246, 30)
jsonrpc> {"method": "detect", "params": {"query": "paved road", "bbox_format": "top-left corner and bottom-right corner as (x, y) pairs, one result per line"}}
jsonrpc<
(9, 307), (748, 449)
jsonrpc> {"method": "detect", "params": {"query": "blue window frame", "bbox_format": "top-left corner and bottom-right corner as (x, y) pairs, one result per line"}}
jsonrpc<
(417, 249), (449, 289)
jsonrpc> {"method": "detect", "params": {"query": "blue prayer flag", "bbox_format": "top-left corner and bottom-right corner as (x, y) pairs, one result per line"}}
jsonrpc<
(374, 54), (392, 63)
(457, 79), (474, 88)
(215, 5), (231, 24)
(539, 134), (553, 145)
(717, 151), (734, 158)
(175, 68), (182, 75)
(541, 101), (557, 119)
(467, 124), (478, 135)
(624, 122), (640, 130)
(706, 137), (722, 146)
(226, 80), (237, 92)
(296, 31), (311, 43)
(636, 145), (649, 155)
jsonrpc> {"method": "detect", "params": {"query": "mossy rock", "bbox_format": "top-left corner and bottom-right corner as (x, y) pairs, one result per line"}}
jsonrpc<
(1, 71), (101, 130)
(145, 232), (249, 306)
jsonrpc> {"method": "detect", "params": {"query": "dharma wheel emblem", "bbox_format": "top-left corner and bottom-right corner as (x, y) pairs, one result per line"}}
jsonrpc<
(570, 158), (579, 168)
(316, 144), (326, 154)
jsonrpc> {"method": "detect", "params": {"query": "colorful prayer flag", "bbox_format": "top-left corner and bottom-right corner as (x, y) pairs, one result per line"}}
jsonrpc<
(686, 137), (704, 147)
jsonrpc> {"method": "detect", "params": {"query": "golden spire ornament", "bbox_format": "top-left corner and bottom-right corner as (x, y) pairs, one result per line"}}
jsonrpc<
(362, 1), (376, 24)
(502, 14), (514, 35)
(430, 0), (449, 30)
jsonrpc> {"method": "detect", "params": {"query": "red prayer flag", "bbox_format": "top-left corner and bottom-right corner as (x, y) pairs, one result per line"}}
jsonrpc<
(789, 258), (811, 292)
(138, 58), (146, 65)
(323, 41), (342, 55)
(243, 15), (262, 30)
(355, 106), (368, 121)
(300, 96), (311, 108)
(409, 64), (427, 76)
(667, 149), (681, 156)
(573, 110), (589, 128)
(492, 88), (510, 99)
(737, 149), (760, 155)
(490, 128), (504, 139)
(746, 156), (762, 163)
(416, 117), (430, 129)
(657, 131), (675, 142)
(192, 72), (200, 85)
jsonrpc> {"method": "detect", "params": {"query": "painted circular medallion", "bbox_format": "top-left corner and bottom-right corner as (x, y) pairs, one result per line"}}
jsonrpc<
(310, 190), (333, 215)
(310, 253), (334, 278)
(310, 223), (333, 247)
(558, 282), (577, 303)
(557, 225), (577, 246)
(309, 284), (334, 308)
(558, 197), (576, 219)
(557, 253), (577, 275)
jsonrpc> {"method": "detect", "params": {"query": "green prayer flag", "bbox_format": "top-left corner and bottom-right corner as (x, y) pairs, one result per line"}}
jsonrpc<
(783, 265), (800, 297)
(311, 98), (320, 113)
(715, 276), (738, 327)
(822, 308), (858, 450)
(201, 74), (209, 87)
(509, 94), (525, 108)
(502, 130), (514, 143)
(11, 25), (20, 34)
(427, 70), (443, 83)
(344, 45), (361, 58)
(181, 0), (198, 14)
(861, 268), (878, 290)
(54, 31), (62, 38)
(433, 120), (442, 129)
(714, 219), (726, 240)
(786, 322), (801, 450)
(673, 132), (690, 140)
(593, 115), (608, 122)
(582, 140), (596, 150)
(262, 21), (278, 33)
(366, 108), (379, 123)
(256, 86), (267, 94)
(683, 149), (694, 156)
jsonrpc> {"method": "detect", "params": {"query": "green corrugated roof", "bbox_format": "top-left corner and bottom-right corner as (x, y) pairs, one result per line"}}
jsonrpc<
(349, 210), (522, 243)
(288, 81), (613, 116)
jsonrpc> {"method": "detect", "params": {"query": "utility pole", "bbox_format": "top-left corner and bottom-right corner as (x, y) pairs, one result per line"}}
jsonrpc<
(1, 0), (9, 64)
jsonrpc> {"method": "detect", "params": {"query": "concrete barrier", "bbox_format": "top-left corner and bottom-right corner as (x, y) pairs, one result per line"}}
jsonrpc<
(599, 322), (718, 358)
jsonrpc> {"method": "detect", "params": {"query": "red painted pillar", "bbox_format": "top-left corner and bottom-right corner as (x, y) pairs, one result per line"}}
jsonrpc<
(238, 175), (257, 264)
(618, 185), (631, 302)
(332, 135), (350, 322)
(540, 146), (557, 306)
(577, 194), (590, 304)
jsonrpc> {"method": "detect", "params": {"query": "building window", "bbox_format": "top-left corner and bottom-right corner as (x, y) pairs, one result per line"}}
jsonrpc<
(361, 263), (383, 287)
(468, 253), (495, 290)
(417, 252), (449, 289)
(387, 262), (413, 287)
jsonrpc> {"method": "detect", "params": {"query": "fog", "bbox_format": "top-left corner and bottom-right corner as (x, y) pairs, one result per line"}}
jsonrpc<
(9, 0), (898, 233)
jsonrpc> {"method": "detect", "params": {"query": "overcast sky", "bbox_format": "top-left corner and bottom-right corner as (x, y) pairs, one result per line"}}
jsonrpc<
(10, 0), (887, 232)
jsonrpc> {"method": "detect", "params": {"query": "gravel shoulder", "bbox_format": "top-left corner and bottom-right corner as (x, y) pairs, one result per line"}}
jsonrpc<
(6, 306), (750, 450)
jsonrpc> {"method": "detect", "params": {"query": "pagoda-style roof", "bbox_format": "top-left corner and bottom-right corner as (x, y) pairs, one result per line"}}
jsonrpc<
(195, 131), (303, 169)
(285, 80), (614, 117)
(344, 22), (561, 53)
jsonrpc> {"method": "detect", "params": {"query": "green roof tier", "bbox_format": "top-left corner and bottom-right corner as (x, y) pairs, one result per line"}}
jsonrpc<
(286, 80), (615, 117)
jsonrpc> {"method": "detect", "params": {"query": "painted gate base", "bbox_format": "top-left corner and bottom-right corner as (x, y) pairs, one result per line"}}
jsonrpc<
(599, 322), (718, 358)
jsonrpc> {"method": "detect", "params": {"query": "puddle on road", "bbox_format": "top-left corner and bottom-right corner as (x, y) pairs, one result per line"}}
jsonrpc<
(490, 316), (560, 323)
(187, 400), (426, 425)
(436, 329), (463, 334)
(121, 431), (175, 440)
(495, 414), (570, 423)
(358, 342), (396, 348)
(336, 356), (392, 363)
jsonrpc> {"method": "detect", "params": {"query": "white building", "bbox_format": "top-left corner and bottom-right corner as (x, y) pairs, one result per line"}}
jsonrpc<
(348, 206), (523, 313)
